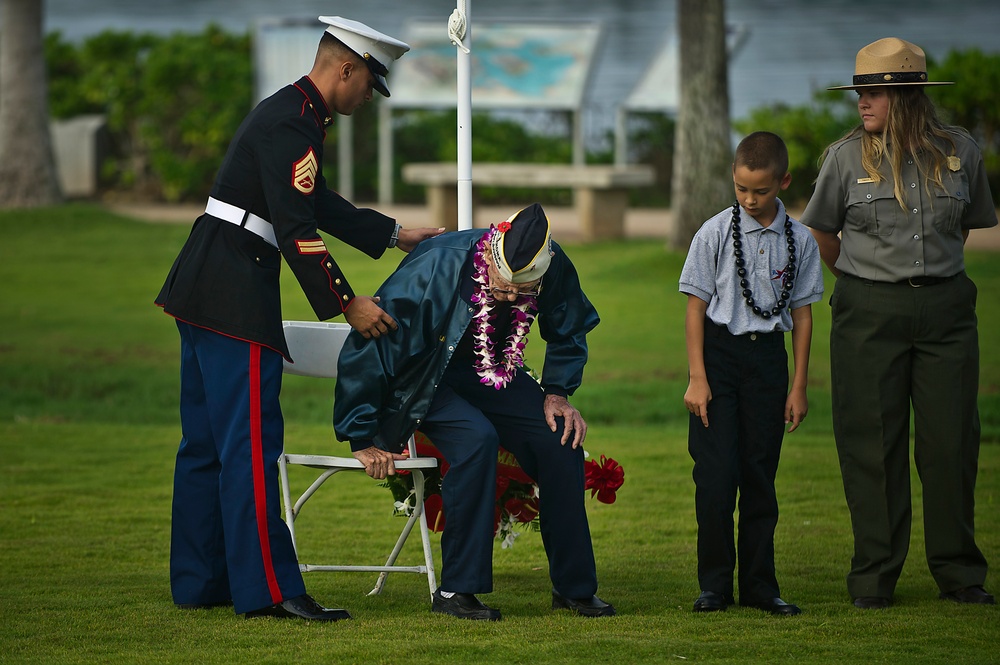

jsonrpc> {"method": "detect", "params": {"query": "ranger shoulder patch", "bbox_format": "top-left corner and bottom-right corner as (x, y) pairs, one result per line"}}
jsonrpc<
(292, 148), (318, 194)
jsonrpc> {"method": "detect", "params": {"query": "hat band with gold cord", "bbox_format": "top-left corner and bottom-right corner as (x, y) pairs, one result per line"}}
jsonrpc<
(853, 70), (928, 86)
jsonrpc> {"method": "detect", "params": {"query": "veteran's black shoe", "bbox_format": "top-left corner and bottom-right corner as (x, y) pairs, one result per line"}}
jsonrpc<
(853, 596), (891, 610)
(552, 590), (616, 617)
(244, 594), (352, 621)
(176, 600), (233, 610)
(742, 597), (802, 616)
(939, 585), (996, 605)
(431, 590), (501, 621)
(693, 591), (732, 613)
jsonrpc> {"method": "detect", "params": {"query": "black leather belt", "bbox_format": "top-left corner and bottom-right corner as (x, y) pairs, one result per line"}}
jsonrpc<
(903, 274), (960, 287)
(704, 320), (782, 341)
(842, 272), (961, 288)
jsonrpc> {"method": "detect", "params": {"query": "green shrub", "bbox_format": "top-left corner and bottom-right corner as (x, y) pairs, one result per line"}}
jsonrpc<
(929, 48), (1000, 202)
(46, 26), (250, 202)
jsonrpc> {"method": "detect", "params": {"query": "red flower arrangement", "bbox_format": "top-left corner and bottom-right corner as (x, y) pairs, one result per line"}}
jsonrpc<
(384, 431), (624, 548)
(584, 455), (625, 504)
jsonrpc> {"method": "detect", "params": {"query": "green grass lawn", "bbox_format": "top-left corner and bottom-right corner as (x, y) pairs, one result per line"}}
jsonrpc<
(1, 205), (997, 664)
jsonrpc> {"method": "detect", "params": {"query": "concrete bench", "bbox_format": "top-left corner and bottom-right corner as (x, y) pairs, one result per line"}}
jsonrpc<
(401, 162), (656, 240)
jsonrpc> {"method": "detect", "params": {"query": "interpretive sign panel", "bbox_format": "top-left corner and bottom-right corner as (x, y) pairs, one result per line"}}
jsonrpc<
(389, 20), (602, 110)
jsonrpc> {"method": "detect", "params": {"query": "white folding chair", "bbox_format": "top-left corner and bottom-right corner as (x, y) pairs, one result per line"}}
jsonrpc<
(278, 320), (437, 600)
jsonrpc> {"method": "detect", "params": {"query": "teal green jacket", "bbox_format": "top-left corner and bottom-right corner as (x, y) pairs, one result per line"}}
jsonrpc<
(333, 229), (600, 453)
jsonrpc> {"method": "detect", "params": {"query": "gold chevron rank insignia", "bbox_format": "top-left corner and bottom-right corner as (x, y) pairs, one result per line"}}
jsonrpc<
(295, 238), (328, 255)
(292, 148), (318, 194)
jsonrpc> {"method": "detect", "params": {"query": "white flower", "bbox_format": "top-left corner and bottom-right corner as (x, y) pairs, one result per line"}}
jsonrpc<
(495, 514), (521, 549)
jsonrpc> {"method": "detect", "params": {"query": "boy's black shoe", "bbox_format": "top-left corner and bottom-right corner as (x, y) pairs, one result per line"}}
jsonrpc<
(853, 596), (891, 609)
(742, 597), (801, 616)
(431, 590), (501, 621)
(244, 594), (351, 621)
(552, 590), (616, 617)
(693, 591), (732, 612)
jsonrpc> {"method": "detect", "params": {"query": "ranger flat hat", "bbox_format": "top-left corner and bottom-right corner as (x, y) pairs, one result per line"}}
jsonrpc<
(828, 37), (953, 90)
(490, 203), (554, 284)
(319, 16), (410, 97)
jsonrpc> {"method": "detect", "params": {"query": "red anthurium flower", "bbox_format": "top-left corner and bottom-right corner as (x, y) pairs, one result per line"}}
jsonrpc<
(423, 493), (446, 533)
(504, 496), (539, 523)
(497, 447), (534, 485)
(495, 475), (511, 500)
(584, 455), (625, 504)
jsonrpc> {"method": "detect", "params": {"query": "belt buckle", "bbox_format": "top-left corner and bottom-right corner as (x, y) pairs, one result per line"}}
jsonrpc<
(907, 277), (924, 288)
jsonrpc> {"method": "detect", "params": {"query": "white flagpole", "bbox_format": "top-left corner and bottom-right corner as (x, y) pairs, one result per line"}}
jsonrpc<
(449, 1), (473, 230)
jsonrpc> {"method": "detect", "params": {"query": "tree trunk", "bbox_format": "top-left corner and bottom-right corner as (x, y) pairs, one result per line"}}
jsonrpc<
(670, 0), (731, 250)
(0, 0), (62, 207)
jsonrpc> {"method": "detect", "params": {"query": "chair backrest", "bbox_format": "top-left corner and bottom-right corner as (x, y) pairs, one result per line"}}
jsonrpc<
(281, 321), (353, 379)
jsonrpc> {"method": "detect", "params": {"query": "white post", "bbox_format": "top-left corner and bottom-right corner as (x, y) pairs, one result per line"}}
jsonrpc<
(377, 103), (392, 205)
(572, 109), (586, 166)
(338, 113), (354, 200)
(454, 0), (473, 230)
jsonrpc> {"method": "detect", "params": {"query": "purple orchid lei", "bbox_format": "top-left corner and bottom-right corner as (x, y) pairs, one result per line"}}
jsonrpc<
(470, 228), (539, 390)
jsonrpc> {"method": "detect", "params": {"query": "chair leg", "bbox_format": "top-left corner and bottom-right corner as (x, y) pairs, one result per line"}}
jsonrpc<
(278, 453), (299, 559)
(418, 506), (438, 601)
(368, 469), (430, 596)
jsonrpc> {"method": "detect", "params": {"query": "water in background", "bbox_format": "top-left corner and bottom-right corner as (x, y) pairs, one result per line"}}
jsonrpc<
(41, 0), (999, 146)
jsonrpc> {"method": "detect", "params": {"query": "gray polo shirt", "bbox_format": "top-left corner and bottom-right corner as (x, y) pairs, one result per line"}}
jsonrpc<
(800, 128), (997, 282)
(679, 199), (825, 335)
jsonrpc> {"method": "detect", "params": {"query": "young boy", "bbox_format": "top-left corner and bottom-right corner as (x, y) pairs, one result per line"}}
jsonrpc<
(678, 131), (824, 616)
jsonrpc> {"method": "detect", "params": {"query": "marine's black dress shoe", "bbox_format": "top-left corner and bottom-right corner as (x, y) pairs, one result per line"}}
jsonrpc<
(939, 585), (996, 605)
(693, 591), (733, 612)
(431, 590), (501, 621)
(244, 594), (352, 621)
(853, 596), (891, 610)
(742, 597), (802, 616)
(176, 600), (233, 610)
(552, 590), (616, 617)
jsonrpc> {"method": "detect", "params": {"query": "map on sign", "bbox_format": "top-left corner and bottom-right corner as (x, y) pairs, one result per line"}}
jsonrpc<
(388, 20), (602, 110)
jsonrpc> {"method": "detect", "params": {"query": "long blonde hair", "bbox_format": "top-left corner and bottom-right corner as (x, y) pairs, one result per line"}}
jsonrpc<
(827, 87), (958, 211)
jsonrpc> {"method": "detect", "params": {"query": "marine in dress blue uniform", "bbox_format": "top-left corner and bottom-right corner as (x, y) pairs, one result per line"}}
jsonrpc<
(154, 17), (427, 620)
(334, 204), (616, 620)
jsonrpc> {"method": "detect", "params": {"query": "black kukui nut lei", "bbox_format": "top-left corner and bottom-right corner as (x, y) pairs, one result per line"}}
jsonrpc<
(731, 201), (795, 319)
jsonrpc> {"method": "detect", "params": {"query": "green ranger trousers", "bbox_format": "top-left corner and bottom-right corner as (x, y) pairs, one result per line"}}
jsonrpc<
(829, 272), (988, 600)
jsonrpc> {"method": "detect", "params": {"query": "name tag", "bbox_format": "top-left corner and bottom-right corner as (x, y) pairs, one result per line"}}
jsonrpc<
(856, 177), (876, 184)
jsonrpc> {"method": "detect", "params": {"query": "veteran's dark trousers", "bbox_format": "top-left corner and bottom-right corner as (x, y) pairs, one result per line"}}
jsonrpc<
(689, 322), (788, 603)
(830, 273), (988, 600)
(419, 363), (598, 599)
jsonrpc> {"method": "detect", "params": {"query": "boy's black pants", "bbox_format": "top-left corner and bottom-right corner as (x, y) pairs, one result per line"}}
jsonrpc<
(689, 321), (788, 603)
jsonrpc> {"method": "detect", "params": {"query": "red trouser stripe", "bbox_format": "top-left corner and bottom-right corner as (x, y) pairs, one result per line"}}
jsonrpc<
(249, 343), (282, 604)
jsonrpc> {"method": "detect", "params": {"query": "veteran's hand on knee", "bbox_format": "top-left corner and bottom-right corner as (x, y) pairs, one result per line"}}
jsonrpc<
(352, 446), (406, 479)
(544, 394), (587, 449)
